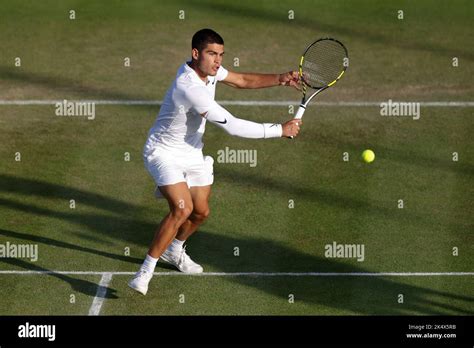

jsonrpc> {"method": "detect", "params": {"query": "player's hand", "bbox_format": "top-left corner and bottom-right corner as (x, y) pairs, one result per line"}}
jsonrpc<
(279, 71), (301, 90)
(281, 119), (302, 137)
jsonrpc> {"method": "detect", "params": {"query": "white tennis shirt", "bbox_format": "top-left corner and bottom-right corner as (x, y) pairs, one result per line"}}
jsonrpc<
(144, 62), (229, 156)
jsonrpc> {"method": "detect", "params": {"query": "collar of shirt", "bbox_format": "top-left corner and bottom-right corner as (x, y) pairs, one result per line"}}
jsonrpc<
(184, 61), (211, 86)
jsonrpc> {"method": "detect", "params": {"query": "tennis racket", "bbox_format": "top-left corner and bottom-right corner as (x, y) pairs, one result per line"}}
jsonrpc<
(290, 38), (348, 138)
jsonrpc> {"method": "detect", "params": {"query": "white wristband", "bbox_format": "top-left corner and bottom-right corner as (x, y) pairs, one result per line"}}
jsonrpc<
(263, 123), (282, 138)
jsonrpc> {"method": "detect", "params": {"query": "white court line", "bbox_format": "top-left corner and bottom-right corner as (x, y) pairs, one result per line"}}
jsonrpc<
(0, 270), (472, 276)
(88, 272), (113, 316)
(0, 100), (473, 107)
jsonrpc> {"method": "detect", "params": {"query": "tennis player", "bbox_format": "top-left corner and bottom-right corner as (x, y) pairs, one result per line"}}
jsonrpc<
(129, 28), (302, 295)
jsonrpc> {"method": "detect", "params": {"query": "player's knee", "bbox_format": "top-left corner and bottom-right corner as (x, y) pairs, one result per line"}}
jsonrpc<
(170, 204), (193, 223)
(191, 207), (210, 224)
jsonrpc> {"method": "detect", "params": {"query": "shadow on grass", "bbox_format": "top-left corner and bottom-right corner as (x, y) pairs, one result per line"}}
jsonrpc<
(0, 228), (143, 265)
(191, 230), (474, 315)
(0, 196), (155, 247)
(0, 173), (143, 214)
(0, 258), (118, 300)
(0, 174), (472, 314)
(0, 66), (147, 101)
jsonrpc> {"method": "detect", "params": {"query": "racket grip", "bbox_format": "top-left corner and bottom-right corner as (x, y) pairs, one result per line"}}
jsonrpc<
(288, 105), (306, 139)
(293, 105), (306, 119)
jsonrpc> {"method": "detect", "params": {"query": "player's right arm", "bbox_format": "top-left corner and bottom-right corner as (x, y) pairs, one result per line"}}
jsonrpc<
(185, 86), (301, 138)
(201, 105), (301, 138)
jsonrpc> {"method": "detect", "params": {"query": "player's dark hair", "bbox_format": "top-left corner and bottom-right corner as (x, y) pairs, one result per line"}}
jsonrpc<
(192, 28), (224, 52)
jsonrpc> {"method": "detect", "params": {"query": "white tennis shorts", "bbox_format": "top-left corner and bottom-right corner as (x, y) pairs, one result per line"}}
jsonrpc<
(144, 149), (214, 198)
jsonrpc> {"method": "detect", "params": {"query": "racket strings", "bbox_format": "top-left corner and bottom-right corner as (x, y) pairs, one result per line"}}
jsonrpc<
(301, 40), (347, 88)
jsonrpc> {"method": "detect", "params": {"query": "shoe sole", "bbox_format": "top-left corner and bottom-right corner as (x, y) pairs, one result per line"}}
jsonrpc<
(160, 254), (203, 274)
(128, 282), (147, 296)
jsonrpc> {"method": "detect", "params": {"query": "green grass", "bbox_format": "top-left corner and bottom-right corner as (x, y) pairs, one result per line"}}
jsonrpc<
(103, 275), (474, 315)
(0, 0), (473, 101)
(0, 274), (105, 315)
(0, 0), (473, 315)
(1, 105), (472, 315)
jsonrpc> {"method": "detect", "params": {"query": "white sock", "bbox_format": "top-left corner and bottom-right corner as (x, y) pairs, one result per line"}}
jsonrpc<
(140, 254), (158, 273)
(168, 238), (185, 253)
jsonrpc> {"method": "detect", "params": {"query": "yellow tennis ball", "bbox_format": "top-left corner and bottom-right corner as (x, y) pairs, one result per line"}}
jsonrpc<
(362, 149), (375, 163)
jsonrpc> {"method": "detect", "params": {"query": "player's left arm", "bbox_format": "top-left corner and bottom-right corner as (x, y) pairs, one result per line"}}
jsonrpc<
(222, 70), (300, 90)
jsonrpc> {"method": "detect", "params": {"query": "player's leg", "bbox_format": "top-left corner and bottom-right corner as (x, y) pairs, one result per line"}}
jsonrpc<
(160, 185), (210, 273)
(176, 155), (213, 242)
(160, 155), (213, 273)
(129, 148), (195, 295)
(129, 182), (193, 295)
(147, 182), (194, 258)
(176, 185), (211, 241)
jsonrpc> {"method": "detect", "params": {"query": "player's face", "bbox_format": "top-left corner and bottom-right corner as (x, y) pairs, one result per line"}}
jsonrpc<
(195, 43), (224, 76)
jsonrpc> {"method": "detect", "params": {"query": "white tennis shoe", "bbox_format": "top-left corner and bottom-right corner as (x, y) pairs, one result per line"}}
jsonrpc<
(128, 269), (153, 295)
(160, 246), (203, 274)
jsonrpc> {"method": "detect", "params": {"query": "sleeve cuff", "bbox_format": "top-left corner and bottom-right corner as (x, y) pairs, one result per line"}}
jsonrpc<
(263, 123), (282, 138)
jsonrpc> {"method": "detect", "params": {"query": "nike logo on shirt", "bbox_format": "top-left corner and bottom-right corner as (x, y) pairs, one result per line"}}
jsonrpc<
(215, 119), (227, 124)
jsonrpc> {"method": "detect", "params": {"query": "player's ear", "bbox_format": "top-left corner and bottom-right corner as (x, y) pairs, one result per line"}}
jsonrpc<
(191, 48), (200, 60)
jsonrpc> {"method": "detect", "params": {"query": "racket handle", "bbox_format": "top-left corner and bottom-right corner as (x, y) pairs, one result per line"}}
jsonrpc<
(288, 105), (306, 139)
(294, 105), (306, 119)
